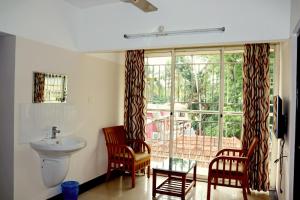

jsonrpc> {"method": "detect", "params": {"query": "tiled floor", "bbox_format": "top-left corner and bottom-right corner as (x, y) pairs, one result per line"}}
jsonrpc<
(78, 175), (270, 200)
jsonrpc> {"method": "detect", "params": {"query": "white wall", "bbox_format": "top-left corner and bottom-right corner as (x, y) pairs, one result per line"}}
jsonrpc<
(289, 0), (300, 196)
(0, 0), (80, 50)
(13, 37), (124, 200)
(275, 1), (300, 199)
(78, 0), (291, 52)
(87, 52), (125, 65)
(277, 40), (296, 200)
(0, 34), (15, 200)
(291, 0), (300, 33)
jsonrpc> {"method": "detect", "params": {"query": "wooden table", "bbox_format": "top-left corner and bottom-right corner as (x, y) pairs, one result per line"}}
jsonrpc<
(152, 158), (197, 200)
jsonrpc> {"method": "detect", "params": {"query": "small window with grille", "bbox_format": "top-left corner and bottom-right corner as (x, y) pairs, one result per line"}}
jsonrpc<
(33, 72), (67, 103)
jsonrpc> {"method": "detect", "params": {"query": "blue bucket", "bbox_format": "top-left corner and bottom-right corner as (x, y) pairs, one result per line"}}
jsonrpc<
(61, 181), (79, 200)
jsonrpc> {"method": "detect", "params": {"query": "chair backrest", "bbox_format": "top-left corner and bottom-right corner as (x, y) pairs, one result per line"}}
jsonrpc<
(102, 125), (127, 145)
(245, 136), (259, 161)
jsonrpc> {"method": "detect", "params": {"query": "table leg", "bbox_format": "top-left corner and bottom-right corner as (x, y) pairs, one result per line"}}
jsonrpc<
(152, 170), (156, 198)
(193, 163), (197, 187)
(181, 174), (186, 200)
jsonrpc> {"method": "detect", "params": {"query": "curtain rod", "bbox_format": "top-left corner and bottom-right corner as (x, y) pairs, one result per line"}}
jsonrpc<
(124, 27), (225, 39)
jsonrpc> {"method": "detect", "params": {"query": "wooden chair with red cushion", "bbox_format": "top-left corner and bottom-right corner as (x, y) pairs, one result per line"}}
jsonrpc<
(207, 136), (259, 200)
(102, 125), (151, 188)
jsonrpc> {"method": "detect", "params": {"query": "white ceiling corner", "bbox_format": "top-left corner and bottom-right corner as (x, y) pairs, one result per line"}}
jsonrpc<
(64, 0), (121, 8)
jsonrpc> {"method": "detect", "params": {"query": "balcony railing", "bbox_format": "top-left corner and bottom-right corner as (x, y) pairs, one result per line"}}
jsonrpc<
(146, 110), (242, 176)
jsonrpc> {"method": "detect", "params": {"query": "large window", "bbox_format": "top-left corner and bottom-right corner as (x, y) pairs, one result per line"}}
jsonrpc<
(145, 46), (276, 176)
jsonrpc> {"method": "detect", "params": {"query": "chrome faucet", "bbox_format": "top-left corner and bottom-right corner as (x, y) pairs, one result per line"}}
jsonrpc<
(51, 126), (61, 139)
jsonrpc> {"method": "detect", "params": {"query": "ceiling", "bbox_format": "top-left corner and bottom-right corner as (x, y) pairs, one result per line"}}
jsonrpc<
(64, 0), (120, 8)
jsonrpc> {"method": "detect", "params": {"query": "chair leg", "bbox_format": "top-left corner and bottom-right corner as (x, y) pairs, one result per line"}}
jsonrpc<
(214, 177), (217, 189)
(242, 186), (248, 200)
(147, 166), (150, 178)
(106, 163), (111, 181)
(207, 176), (211, 200)
(247, 186), (251, 195)
(131, 166), (136, 188)
(242, 178), (248, 200)
(246, 187), (251, 195)
(245, 174), (251, 194)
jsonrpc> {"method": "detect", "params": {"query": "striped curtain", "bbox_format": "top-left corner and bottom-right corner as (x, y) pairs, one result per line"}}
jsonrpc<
(124, 50), (146, 141)
(33, 72), (45, 103)
(242, 43), (270, 191)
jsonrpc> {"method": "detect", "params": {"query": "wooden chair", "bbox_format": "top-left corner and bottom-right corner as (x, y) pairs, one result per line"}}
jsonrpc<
(207, 136), (259, 200)
(102, 125), (151, 188)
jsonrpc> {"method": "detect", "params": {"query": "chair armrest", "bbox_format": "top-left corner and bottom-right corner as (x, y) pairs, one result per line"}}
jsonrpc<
(107, 144), (135, 159)
(127, 140), (151, 154)
(216, 148), (244, 157)
(209, 155), (247, 171)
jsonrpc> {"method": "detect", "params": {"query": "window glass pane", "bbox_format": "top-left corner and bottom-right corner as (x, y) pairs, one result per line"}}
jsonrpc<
(223, 115), (242, 148)
(145, 55), (172, 163)
(175, 52), (220, 111)
(223, 50), (243, 112)
(145, 56), (171, 105)
(269, 49), (275, 132)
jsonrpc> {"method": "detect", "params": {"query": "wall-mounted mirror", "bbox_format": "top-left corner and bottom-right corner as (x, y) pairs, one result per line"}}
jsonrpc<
(33, 72), (67, 103)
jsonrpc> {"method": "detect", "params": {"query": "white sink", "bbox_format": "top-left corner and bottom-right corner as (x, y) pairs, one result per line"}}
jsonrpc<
(30, 135), (87, 157)
(30, 135), (87, 187)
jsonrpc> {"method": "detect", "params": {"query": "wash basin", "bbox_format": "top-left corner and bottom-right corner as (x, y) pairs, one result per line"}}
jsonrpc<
(31, 135), (87, 187)
(30, 135), (87, 157)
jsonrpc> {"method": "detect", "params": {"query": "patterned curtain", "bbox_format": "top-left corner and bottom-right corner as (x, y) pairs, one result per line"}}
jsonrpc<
(124, 50), (146, 141)
(242, 43), (270, 191)
(33, 72), (45, 103)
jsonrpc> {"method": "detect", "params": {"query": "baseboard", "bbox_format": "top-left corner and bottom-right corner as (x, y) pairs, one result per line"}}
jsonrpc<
(269, 189), (278, 200)
(47, 170), (122, 200)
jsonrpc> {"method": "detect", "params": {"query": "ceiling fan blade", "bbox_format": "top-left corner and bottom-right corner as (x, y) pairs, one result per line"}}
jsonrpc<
(122, 0), (158, 12)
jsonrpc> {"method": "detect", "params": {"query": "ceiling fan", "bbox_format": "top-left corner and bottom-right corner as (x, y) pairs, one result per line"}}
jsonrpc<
(121, 0), (158, 12)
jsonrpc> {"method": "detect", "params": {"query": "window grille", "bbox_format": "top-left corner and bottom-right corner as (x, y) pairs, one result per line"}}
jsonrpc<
(44, 74), (67, 103)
